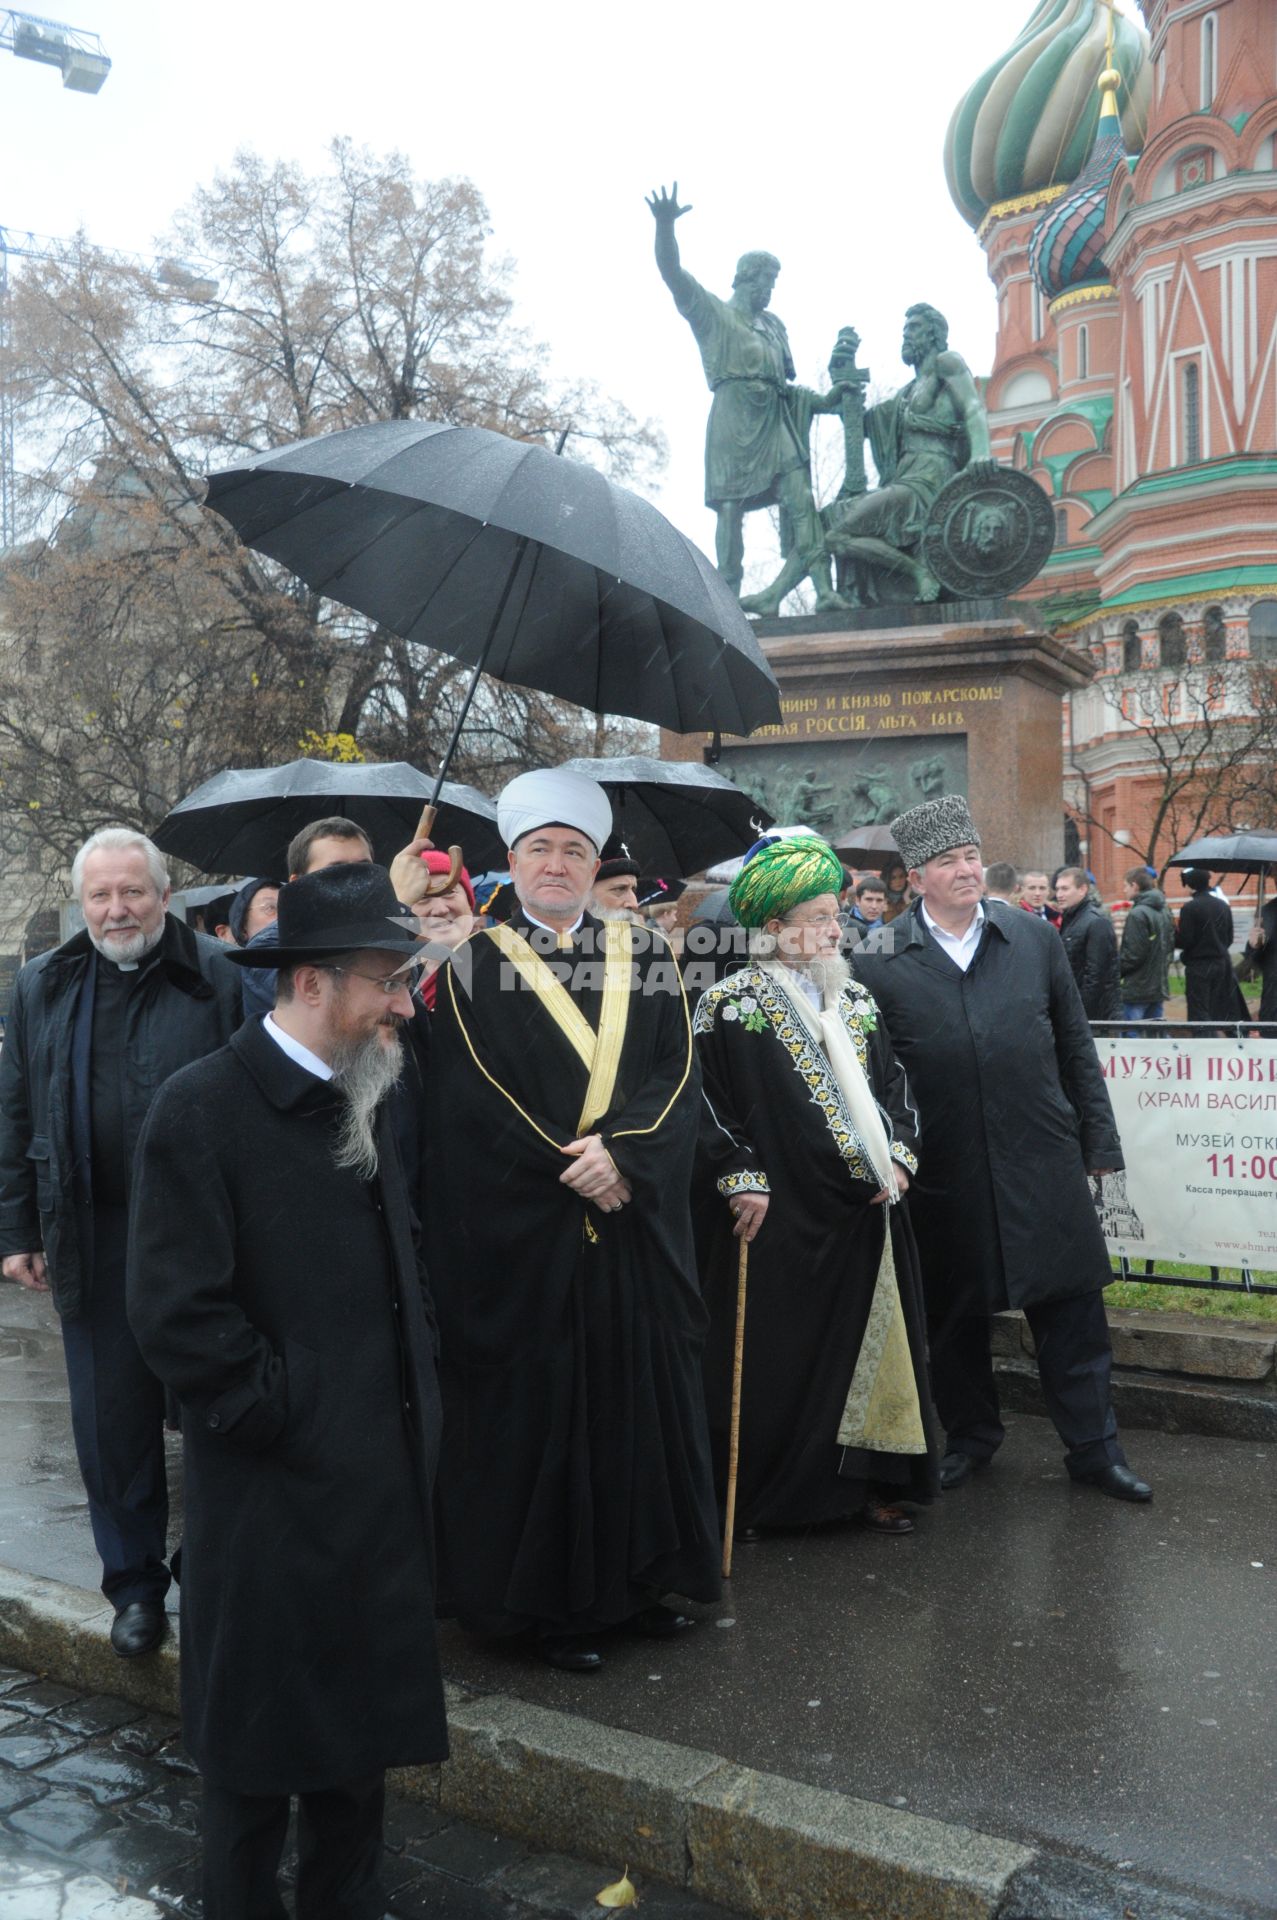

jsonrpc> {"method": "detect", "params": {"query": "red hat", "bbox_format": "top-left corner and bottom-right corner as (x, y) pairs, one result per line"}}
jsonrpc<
(418, 847), (476, 910)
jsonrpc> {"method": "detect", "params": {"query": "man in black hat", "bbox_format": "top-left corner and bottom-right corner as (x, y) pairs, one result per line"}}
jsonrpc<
(127, 864), (447, 1919)
(589, 835), (642, 919)
(854, 797), (1152, 1504)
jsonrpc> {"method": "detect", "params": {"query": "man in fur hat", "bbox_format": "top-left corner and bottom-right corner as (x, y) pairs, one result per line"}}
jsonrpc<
(853, 797), (1152, 1503)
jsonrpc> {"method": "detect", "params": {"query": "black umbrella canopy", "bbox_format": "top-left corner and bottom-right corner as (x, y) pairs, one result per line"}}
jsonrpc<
(1164, 831), (1277, 874)
(153, 759), (503, 881)
(204, 421), (781, 740)
(832, 822), (899, 867)
(555, 755), (774, 876)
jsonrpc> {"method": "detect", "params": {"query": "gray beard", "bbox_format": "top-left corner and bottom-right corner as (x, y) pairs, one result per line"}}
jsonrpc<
(329, 1029), (404, 1182)
(794, 953), (852, 1000)
(89, 922), (165, 968)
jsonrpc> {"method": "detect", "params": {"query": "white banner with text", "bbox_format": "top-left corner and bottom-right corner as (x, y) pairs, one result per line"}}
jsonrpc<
(1094, 1036), (1277, 1271)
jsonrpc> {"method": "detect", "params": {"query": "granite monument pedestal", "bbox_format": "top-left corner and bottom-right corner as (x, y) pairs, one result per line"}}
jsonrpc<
(663, 601), (1092, 873)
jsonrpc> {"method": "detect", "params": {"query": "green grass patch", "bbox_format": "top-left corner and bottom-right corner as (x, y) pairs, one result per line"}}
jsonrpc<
(1108, 1263), (1277, 1322)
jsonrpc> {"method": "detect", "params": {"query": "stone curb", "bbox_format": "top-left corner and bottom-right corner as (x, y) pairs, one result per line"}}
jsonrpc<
(0, 1563), (1036, 1920)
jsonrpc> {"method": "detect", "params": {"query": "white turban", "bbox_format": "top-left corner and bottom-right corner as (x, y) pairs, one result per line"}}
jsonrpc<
(497, 769), (612, 854)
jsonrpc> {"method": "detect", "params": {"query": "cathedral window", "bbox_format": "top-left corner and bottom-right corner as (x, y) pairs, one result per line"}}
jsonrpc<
(1159, 612), (1187, 671)
(1203, 607), (1227, 663)
(1250, 601), (1277, 664)
(1054, 507), (1069, 548)
(1122, 621), (1141, 673)
(1200, 14), (1217, 112)
(1183, 363), (1202, 465)
(1078, 325), (1089, 380)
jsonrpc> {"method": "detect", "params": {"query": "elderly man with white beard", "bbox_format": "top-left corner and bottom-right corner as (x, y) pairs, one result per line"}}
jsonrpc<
(693, 834), (939, 1538)
(127, 863), (448, 1920)
(0, 827), (241, 1658)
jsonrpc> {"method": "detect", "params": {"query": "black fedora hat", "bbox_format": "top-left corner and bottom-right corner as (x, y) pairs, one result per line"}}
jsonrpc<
(225, 863), (422, 968)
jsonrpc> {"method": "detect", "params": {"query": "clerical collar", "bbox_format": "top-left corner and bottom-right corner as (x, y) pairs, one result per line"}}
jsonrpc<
(262, 1013), (334, 1082)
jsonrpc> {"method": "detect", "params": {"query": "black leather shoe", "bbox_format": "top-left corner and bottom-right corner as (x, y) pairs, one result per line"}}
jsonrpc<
(939, 1450), (988, 1490)
(110, 1601), (167, 1658)
(1075, 1462), (1153, 1503)
(628, 1604), (695, 1638)
(539, 1637), (604, 1672)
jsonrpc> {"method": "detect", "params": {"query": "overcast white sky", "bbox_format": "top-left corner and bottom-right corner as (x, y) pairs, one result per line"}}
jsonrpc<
(2, 0), (1141, 561)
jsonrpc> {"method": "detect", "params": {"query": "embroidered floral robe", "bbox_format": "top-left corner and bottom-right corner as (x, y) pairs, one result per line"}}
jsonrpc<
(693, 965), (939, 1528)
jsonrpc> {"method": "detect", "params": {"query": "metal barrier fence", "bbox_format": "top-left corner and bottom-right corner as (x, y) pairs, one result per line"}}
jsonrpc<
(1091, 1019), (1277, 1298)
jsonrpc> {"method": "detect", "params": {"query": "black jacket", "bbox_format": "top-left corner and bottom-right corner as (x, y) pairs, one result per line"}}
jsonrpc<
(1177, 892), (1248, 1023)
(0, 915), (242, 1317)
(853, 901), (1121, 1313)
(1059, 899), (1121, 1020)
(1238, 899), (1277, 1023)
(127, 1017), (446, 1793)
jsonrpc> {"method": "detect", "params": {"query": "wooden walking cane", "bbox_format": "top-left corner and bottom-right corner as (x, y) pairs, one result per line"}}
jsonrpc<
(721, 1235), (750, 1579)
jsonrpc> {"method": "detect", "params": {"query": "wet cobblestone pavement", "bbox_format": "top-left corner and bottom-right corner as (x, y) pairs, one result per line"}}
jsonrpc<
(0, 1664), (739, 1918)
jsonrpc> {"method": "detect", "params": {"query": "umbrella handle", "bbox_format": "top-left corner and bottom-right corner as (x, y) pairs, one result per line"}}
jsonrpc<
(412, 804), (464, 897)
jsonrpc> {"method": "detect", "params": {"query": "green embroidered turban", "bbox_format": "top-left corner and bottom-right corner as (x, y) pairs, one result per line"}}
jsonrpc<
(729, 834), (845, 929)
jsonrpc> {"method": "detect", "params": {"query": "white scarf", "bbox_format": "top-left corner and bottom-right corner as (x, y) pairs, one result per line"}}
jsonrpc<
(761, 962), (899, 1200)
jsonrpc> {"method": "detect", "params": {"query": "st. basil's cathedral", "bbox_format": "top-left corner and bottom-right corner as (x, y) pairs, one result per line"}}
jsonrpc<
(946, 0), (1277, 894)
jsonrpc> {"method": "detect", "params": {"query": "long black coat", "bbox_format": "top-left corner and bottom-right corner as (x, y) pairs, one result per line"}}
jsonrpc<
(1058, 900), (1121, 1020)
(0, 916), (242, 1317)
(1177, 893), (1249, 1024)
(127, 1017), (446, 1794)
(853, 902), (1121, 1314)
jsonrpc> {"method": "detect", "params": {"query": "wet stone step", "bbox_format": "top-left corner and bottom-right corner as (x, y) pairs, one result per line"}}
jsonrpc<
(5, 1678), (86, 1718)
(51, 1693), (145, 1739)
(8, 1785), (120, 1851)
(0, 1721), (86, 1769)
(37, 1742), (173, 1806)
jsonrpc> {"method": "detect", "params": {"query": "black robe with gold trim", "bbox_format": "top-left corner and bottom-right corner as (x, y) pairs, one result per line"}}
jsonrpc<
(694, 964), (939, 1529)
(425, 911), (721, 1635)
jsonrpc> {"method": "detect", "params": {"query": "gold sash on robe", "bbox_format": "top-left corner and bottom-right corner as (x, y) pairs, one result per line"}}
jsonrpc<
(486, 920), (632, 1132)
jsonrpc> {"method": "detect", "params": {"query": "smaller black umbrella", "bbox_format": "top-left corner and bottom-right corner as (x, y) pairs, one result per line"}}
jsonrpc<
(1164, 831), (1277, 873)
(154, 759), (503, 881)
(1166, 829), (1277, 916)
(832, 823), (899, 868)
(555, 756), (773, 876)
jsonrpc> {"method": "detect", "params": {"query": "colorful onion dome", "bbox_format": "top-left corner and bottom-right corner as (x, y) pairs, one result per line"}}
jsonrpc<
(944, 0), (1150, 230)
(1028, 75), (1126, 301)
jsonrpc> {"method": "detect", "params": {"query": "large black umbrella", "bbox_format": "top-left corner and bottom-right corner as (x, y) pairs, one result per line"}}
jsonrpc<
(554, 755), (773, 875)
(832, 823), (899, 868)
(153, 759), (503, 880)
(1164, 831), (1277, 873)
(204, 422), (782, 814)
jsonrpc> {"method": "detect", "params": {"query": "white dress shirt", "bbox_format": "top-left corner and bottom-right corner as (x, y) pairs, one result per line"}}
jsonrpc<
(920, 900), (986, 974)
(262, 1012), (333, 1082)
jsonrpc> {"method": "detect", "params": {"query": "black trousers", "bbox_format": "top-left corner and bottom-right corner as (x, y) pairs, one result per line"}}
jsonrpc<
(59, 1205), (170, 1608)
(928, 1288), (1125, 1476)
(200, 1771), (386, 1920)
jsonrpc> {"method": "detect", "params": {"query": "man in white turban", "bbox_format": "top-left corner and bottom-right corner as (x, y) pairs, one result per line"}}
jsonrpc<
(425, 769), (721, 1671)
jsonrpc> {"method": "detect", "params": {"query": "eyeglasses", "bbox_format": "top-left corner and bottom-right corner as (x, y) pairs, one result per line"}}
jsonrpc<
(319, 960), (428, 996)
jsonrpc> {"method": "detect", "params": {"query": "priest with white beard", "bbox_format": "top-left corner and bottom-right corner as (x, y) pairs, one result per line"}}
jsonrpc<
(693, 834), (939, 1537)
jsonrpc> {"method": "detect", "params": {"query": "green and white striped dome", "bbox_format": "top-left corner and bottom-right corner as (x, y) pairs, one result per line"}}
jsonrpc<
(944, 0), (1150, 230)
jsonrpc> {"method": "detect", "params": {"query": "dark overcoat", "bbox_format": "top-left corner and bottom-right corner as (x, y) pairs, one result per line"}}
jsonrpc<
(1058, 900), (1121, 1021)
(1177, 893), (1249, 1024)
(853, 902), (1122, 1314)
(127, 1017), (446, 1795)
(0, 915), (242, 1317)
